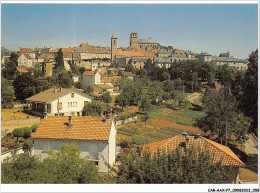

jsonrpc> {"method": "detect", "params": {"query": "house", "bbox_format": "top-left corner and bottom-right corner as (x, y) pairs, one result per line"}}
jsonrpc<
(72, 74), (79, 82)
(83, 71), (102, 86)
(196, 52), (248, 70)
(25, 87), (92, 117)
(143, 134), (245, 184)
(119, 71), (135, 80)
(92, 84), (114, 95)
(33, 115), (117, 173)
(101, 76), (121, 86)
(18, 53), (37, 68)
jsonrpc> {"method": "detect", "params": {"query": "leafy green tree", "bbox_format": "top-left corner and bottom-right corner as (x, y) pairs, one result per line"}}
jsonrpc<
(54, 48), (64, 71)
(1, 144), (100, 184)
(241, 49), (258, 134)
(12, 128), (24, 141)
(10, 53), (18, 65)
(79, 67), (86, 75)
(13, 73), (40, 100)
(115, 93), (129, 110)
(28, 63), (42, 78)
(198, 89), (250, 144)
(216, 64), (237, 88)
(57, 71), (74, 88)
(2, 61), (18, 80)
(84, 85), (94, 95)
(23, 127), (32, 139)
(101, 91), (112, 103)
(139, 95), (151, 113)
(125, 63), (134, 72)
(115, 147), (234, 184)
(1, 77), (14, 108)
(22, 140), (33, 155)
(199, 61), (217, 84)
(148, 81), (164, 104)
(82, 101), (104, 116)
(74, 80), (85, 89)
(141, 113), (149, 128)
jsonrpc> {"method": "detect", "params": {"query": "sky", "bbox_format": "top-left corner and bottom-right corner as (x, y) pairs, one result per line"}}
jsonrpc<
(1, 3), (258, 59)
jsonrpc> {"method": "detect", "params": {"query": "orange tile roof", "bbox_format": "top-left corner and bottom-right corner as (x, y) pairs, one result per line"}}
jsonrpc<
(20, 48), (33, 53)
(120, 71), (135, 77)
(83, 71), (98, 76)
(40, 54), (56, 59)
(49, 49), (59, 53)
(26, 87), (91, 103)
(33, 116), (112, 141)
(17, 68), (29, 73)
(62, 48), (75, 53)
(143, 136), (245, 167)
(102, 76), (121, 83)
(63, 52), (72, 58)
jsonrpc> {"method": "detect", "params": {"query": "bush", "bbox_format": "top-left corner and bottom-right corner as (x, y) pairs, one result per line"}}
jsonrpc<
(12, 128), (24, 141)
(119, 140), (132, 148)
(115, 112), (137, 121)
(23, 127), (32, 139)
(31, 124), (38, 132)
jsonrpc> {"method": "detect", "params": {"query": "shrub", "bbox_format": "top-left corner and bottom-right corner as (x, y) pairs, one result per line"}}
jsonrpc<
(131, 135), (152, 145)
(31, 124), (38, 132)
(119, 140), (132, 148)
(12, 128), (24, 141)
(23, 127), (32, 139)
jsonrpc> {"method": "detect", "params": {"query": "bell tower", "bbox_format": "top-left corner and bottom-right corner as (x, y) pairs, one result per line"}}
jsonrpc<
(130, 31), (138, 48)
(111, 33), (117, 65)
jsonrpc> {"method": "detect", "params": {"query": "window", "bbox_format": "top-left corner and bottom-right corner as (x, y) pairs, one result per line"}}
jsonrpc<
(59, 102), (62, 109)
(68, 102), (77, 107)
(71, 93), (74, 98)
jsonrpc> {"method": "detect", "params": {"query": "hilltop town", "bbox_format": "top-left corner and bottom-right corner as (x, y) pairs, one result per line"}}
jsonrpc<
(1, 31), (258, 185)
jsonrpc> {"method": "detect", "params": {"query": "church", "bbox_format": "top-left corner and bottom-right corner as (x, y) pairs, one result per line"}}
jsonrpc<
(129, 31), (160, 49)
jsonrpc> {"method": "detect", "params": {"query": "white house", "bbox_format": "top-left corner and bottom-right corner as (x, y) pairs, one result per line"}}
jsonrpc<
(83, 71), (101, 86)
(25, 87), (92, 116)
(33, 115), (117, 173)
(18, 53), (37, 68)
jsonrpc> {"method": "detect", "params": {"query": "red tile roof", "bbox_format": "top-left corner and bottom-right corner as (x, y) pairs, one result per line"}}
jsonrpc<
(102, 76), (121, 83)
(25, 87), (91, 103)
(117, 50), (155, 57)
(143, 136), (245, 167)
(83, 71), (99, 76)
(20, 48), (33, 53)
(33, 116), (112, 141)
(17, 68), (29, 73)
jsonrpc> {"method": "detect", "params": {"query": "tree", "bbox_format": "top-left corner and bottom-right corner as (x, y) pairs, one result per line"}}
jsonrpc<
(84, 85), (94, 95)
(241, 49), (258, 134)
(57, 71), (74, 88)
(23, 127), (32, 139)
(22, 140), (33, 155)
(198, 89), (250, 145)
(216, 64), (236, 88)
(101, 91), (112, 103)
(2, 61), (17, 80)
(13, 73), (40, 100)
(54, 48), (64, 71)
(28, 63), (42, 78)
(10, 53), (18, 65)
(141, 113), (149, 128)
(74, 80), (85, 89)
(139, 95), (151, 113)
(1, 77), (14, 108)
(115, 93), (129, 110)
(115, 147), (234, 184)
(148, 81), (164, 104)
(125, 63), (134, 72)
(1, 144), (100, 184)
(12, 128), (24, 141)
(82, 101), (105, 116)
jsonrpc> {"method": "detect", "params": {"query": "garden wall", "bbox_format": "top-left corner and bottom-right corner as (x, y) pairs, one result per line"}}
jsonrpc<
(1, 148), (24, 162)
(115, 116), (137, 126)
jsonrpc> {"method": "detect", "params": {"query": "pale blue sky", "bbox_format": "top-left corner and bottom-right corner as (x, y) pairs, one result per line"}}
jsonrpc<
(1, 3), (258, 58)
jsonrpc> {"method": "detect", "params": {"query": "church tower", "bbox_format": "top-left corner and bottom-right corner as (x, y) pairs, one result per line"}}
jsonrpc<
(111, 33), (117, 65)
(130, 31), (138, 48)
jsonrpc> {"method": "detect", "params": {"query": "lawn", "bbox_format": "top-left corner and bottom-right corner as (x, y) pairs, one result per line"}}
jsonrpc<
(1, 108), (38, 120)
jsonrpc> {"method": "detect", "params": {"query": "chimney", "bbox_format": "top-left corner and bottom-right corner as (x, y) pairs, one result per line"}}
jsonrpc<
(43, 112), (48, 119)
(194, 133), (200, 139)
(54, 86), (57, 92)
(105, 114), (110, 123)
(60, 87), (62, 92)
(68, 116), (72, 127)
